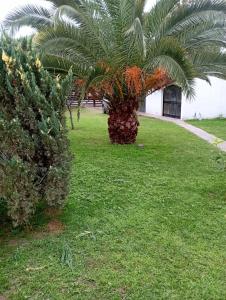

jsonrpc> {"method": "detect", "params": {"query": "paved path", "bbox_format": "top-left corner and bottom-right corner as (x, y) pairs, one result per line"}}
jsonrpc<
(139, 113), (226, 152)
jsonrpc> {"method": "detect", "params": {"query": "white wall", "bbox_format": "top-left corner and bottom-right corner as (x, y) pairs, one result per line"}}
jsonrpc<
(146, 90), (163, 116)
(145, 77), (226, 120)
(181, 77), (226, 120)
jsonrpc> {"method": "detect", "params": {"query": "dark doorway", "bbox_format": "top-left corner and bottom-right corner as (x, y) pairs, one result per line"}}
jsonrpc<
(163, 85), (182, 118)
(139, 95), (146, 113)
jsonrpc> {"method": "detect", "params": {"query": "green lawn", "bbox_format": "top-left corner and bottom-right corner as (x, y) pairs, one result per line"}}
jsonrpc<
(1, 109), (226, 299)
(188, 118), (226, 141)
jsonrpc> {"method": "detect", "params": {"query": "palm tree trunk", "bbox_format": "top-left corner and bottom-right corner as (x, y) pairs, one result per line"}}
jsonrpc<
(108, 97), (139, 144)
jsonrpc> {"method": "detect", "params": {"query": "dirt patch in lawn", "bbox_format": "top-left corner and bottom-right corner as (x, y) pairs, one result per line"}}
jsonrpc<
(75, 277), (97, 289)
(117, 287), (127, 300)
(46, 219), (65, 235)
(1, 218), (65, 247)
(7, 238), (29, 247)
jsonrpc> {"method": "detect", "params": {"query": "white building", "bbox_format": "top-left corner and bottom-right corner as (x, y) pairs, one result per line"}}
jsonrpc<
(144, 77), (226, 120)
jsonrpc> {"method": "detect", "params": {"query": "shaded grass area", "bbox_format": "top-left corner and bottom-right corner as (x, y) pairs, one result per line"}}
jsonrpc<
(1, 109), (226, 299)
(188, 118), (226, 141)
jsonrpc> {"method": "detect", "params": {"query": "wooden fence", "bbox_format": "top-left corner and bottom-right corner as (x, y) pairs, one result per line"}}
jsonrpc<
(68, 89), (103, 107)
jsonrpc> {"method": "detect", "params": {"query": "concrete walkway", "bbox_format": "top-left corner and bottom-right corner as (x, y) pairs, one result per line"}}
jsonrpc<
(139, 113), (226, 153)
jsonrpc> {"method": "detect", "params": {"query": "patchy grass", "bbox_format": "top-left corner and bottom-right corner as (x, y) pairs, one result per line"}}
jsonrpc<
(1, 109), (226, 299)
(188, 118), (226, 141)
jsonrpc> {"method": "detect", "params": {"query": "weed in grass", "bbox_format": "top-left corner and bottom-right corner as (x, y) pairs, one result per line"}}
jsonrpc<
(61, 243), (74, 270)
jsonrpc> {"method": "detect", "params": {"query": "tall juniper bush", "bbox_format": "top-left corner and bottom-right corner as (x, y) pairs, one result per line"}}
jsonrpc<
(0, 38), (73, 227)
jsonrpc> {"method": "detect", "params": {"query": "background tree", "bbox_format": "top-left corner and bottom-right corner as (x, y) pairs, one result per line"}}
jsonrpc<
(0, 37), (73, 227)
(5, 0), (226, 144)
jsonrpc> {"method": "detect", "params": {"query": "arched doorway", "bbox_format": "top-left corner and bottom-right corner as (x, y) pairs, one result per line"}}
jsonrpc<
(163, 85), (182, 118)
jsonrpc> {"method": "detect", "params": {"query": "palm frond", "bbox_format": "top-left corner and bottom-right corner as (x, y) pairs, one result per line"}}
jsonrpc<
(51, 0), (81, 7)
(161, 0), (226, 37)
(192, 50), (226, 80)
(145, 0), (180, 36)
(126, 17), (146, 62)
(4, 4), (54, 33)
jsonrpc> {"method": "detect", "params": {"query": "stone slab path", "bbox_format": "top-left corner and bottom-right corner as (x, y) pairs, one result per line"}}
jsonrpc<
(139, 113), (226, 153)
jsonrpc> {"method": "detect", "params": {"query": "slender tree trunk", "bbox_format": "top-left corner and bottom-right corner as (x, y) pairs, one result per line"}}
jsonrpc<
(67, 105), (75, 130)
(108, 97), (139, 144)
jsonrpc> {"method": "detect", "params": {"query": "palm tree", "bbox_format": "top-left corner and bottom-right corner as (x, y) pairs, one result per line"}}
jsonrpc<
(5, 0), (226, 144)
